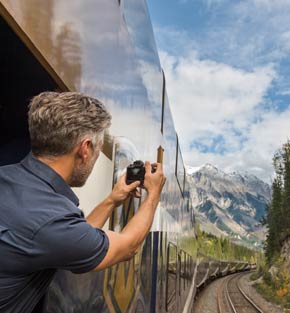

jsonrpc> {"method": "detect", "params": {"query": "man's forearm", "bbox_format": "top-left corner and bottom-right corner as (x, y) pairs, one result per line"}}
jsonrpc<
(121, 193), (160, 251)
(86, 196), (116, 228)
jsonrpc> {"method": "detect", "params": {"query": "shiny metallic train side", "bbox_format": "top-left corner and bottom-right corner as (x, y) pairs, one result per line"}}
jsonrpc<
(0, 1), (251, 312)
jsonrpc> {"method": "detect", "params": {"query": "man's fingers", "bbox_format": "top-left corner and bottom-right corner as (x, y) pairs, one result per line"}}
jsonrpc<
(129, 189), (141, 198)
(119, 174), (126, 182)
(154, 162), (162, 172)
(146, 162), (162, 173)
(128, 180), (140, 190)
(145, 161), (151, 173)
(129, 190), (141, 198)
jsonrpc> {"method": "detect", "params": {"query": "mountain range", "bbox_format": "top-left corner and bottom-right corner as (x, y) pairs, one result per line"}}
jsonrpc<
(187, 164), (271, 247)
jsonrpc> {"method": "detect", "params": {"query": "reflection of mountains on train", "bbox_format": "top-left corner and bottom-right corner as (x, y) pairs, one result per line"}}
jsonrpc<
(20, 0), (82, 91)
(55, 23), (82, 90)
(187, 164), (271, 248)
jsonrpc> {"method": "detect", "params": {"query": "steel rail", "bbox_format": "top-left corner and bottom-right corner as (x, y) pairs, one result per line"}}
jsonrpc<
(217, 276), (228, 313)
(236, 275), (264, 313)
(225, 275), (238, 313)
(217, 272), (265, 313)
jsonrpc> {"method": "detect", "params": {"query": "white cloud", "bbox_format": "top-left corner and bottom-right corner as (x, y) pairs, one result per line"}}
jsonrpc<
(246, 0), (290, 10)
(161, 50), (275, 140)
(151, 0), (290, 182)
(179, 0), (226, 6)
(159, 50), (290, 182)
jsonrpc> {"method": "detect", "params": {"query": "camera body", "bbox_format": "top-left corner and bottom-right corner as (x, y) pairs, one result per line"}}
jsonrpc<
(126, 160), (156, 185)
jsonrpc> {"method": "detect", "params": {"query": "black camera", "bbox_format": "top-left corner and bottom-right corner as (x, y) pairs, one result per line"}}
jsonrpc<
(126, 160), (157, 185)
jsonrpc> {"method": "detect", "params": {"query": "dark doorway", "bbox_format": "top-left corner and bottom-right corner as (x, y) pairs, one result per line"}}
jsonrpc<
(0, 15), (59, 165)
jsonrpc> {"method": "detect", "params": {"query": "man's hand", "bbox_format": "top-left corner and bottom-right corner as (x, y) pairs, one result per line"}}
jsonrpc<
(143, 162), (166, 199)
(108, 174), (141, 207)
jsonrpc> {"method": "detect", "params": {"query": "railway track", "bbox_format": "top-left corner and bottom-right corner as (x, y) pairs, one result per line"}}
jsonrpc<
(217, 272), (265, 313)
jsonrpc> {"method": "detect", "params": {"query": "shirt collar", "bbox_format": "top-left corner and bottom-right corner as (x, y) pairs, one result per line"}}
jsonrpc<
(20, 152), (79, 206)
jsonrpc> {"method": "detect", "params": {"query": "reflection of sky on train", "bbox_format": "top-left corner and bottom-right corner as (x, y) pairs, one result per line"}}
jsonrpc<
(54, 0), (164, 161)
(122, 0), (161, 67)
(148, 0), (290, 182)
(121, 0), (164, 127)
(136, 61), (163, 124)
(53, 0), (185, 228)
(113, 137), (141, 181)
(104, 102), (161, 161)
(54, 0), (164, 129)
(54, 0), (143, 94)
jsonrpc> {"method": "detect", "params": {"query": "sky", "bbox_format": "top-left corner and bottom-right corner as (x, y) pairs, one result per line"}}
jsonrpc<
(146, 0), (290, 182)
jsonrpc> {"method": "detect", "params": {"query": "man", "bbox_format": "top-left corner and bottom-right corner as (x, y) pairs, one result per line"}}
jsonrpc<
(0, 92), (166, 313)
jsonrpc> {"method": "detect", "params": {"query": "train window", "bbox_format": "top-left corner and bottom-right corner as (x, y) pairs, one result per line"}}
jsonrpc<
(175, 136), (185, 197)
(183, 179), (190, 212)
(180, 250), (187, 291)
(183, 168), (186, 198)
(0, 14), (60, 166)
(178, 253), (181, 297)
(189, 256), (194, 278)
(161, 70), (166, 134)
(186, 253), (189, 288)
(159, 231), (167, 311)
(190, 199), (195, 227)
(157, 231), (163, 311)
(187, 254), (192, 287)
(162, 93), (176, 170)
(185, 253), (189, 288)
(166, 242), (177, 312)
(162, 93), (181, 211)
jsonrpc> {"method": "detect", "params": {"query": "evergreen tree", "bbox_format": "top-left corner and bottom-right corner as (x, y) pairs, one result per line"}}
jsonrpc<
(281, 142), (290, 234)
(221, 236), (230, 259)
(265, 140), (290, 265)
(265, 177), (282, 263)
(216, 237), (223, 259)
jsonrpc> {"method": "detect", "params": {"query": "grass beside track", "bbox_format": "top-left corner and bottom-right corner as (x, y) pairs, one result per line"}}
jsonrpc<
(250, 272), (290, 311)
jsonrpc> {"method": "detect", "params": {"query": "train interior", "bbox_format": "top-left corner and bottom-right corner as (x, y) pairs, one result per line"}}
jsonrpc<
(0, 14), (59, 166)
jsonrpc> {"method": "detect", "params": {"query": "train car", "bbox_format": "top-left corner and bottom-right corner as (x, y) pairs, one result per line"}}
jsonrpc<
(0, 0), (252, 312)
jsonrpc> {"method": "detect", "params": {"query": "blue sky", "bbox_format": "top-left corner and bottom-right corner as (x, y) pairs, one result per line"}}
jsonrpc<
(147, 0), (290, 182)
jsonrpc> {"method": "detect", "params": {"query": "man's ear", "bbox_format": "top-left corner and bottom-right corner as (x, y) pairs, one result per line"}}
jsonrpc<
(76, 139), (93, 162)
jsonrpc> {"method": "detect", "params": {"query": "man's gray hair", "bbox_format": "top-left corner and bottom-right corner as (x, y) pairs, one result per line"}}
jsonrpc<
(28, 91), (111, 156)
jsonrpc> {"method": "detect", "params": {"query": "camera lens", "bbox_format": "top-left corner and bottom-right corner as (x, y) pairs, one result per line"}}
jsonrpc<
(132, 168), (140, 175)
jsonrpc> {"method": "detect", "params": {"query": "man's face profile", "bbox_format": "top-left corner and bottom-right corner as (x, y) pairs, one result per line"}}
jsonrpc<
(69, 139), (103, 187)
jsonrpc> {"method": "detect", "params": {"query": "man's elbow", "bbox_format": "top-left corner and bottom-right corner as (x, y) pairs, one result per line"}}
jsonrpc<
(124, 247), (139, 261)
(92, 243), (139, 272)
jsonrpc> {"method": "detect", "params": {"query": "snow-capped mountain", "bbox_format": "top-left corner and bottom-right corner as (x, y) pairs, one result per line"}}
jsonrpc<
(187, 163), (271, 247)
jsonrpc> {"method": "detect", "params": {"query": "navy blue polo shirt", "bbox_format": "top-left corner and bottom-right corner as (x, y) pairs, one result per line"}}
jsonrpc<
(0, 153), (109, 313)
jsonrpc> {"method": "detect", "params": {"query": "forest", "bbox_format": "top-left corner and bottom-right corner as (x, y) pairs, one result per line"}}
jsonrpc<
(264, 140), (290, 264)
(256, 140), (290, 306)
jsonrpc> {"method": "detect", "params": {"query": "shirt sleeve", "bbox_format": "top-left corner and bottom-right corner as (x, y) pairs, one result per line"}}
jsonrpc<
(32, 213), (109, 274)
